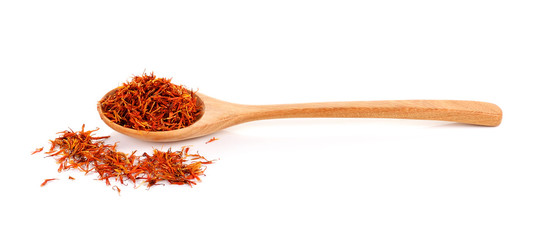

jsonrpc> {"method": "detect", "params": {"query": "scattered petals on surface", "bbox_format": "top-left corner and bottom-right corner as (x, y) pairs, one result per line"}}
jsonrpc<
(31, 147), (44, 155)
(40, 178), (58, 187)
(42, 125), (212, 189)
(205, 137), (219, 144)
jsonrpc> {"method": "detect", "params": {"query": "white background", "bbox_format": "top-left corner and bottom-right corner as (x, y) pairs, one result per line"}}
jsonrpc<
(1, 0), (557, 239)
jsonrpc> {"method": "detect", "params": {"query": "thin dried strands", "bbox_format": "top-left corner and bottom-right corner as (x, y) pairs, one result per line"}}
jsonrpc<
(41, 125), (212, 189)
(40, 178), (58, 187)
(99, 72), (202, 131)
(31, 147), (44, 155)
(206, 137), (219, 144)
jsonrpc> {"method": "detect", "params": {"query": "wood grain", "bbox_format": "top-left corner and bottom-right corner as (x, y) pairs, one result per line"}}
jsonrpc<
(98, 92), (502, 142)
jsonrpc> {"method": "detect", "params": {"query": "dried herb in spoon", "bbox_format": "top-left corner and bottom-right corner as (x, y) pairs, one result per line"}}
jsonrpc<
(99, 72), (202, 131)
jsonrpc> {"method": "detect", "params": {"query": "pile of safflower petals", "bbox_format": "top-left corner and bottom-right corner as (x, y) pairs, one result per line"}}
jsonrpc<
(42, 125), (212, 188)
(99, 72), (202, 131)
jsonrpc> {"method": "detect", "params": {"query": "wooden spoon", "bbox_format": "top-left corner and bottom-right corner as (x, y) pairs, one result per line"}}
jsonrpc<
(98, 91), (502, 142)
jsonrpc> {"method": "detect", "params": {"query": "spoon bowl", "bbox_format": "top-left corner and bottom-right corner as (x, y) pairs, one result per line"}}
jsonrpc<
(98, 90), (236, 142)
(98, 90), (503, 142)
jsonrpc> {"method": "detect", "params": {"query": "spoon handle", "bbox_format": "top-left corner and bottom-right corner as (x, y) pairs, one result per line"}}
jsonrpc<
(239, 100), (502, 126)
